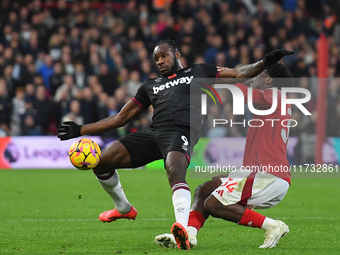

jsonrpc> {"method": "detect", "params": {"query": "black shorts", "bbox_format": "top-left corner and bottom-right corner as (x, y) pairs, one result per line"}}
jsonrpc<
(119, 125), (199, 168)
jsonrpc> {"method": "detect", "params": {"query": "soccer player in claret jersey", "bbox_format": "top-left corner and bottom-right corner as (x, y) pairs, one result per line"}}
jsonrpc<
(155, 63), (293, 249)
(58, 39), (293, 250)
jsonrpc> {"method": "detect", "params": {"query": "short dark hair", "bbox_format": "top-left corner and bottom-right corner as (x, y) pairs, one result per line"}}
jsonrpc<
(265, 63), (294, 89)
(155, 39), (180, 53)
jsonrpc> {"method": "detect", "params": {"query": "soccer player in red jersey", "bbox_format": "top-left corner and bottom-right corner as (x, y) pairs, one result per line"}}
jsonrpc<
(58, 39), (293, 250)
(155, 63), (294, 249)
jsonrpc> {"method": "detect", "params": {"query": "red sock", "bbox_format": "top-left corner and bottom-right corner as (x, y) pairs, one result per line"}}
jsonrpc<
(238, 208), (265, 228)
(188, 211), (206, 231)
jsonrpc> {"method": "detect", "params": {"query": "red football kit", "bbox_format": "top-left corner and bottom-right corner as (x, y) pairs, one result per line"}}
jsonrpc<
(234, 83), (291, 184)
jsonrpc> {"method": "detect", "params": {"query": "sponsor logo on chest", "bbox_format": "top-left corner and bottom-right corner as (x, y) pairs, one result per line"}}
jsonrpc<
(153, 76), (194, 94)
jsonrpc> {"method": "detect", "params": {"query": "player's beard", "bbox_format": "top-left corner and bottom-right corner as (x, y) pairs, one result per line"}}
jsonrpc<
(161, 59), (180, 77)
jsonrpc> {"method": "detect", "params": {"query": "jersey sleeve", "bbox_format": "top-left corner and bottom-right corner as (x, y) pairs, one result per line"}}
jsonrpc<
(132, 82), (151, 109)
(199, 63), (219, 78)
(234, 83), (274, 107)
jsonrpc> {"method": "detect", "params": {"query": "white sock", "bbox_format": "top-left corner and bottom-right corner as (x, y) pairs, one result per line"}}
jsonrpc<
(261, 217), (279, 230)
(172, 183), (191, 229)
(95, 171), (131, 214)
(187, 226), (198, 238)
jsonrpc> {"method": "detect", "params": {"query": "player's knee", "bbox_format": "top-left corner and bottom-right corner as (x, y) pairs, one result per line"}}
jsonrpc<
(166, 160), (187, 173)
(165, 152), (189, 171)
(93, 145), (124, 174)
(93, 158), (111, 174)
(92, 139), (133, 175)
(204, 195), (222, 217)
(194, 184), (203, 196)
(196, 179), (221, 197)
(194, 184), (210, 201)
(166, 163), (187, 184)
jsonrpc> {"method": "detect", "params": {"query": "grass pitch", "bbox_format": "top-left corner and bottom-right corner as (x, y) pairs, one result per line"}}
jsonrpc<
(0, 169), (339, 254)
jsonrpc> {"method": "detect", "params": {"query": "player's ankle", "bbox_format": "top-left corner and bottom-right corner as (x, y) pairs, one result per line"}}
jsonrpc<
(261, 217), (279, 230)
(187, 226), (198, 238)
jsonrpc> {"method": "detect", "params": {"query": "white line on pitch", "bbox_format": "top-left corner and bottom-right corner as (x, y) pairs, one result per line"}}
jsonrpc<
(279, 217), (338, 220)
(1, 217), (338, 222)
(0, 218), (172, 222)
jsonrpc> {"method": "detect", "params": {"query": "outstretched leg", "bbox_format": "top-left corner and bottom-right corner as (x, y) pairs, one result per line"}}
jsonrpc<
(94, 141), (137, 222)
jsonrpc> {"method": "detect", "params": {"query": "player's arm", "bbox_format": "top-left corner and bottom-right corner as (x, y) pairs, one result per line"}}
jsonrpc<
(81, 100), (145, 134)
(58, 100), (146, 141)
(218, 49), (293, 82)
(218, 60), (265, 82)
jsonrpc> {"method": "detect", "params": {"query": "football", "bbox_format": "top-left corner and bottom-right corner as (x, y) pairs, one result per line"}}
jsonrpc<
(69, 138), (101, 170)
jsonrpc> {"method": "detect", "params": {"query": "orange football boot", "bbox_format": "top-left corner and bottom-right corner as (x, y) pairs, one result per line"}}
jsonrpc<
(99, 206), (137, 222)
(171, 222), (190, 250)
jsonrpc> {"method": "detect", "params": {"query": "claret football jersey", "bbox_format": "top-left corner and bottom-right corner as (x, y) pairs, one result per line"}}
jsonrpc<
(132, 63), (219, 131)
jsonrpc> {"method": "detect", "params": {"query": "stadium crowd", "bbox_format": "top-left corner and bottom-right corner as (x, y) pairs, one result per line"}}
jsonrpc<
(0, 0), (339, 140)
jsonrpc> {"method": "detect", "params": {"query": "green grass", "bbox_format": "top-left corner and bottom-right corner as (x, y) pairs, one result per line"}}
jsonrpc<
(0, 169), (339, 254)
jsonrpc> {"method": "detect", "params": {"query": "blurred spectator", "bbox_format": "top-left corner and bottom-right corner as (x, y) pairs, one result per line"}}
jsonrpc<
(118, 68), (130, 84)
(61, 99), (84, 125)
(12, 54), (25, 89)
(206, 105), (228, 138)
(226, 47), (239, 67)
(0, 122), (10, 137)
(98, 63), (118, 96)
(140, 59), (152, 81)
(34, 85), (52, 134)
(3, 65), (15, 98)
(20, 95), (39, 135)
(106, 96), (119, 117)
(0, 78), (11, 128)
(69, 27), (81, 51)
(54, 74), (76, 103)
(73, 62), (87, 89)
(61, 46), (75, 75)
(21, 114), (43, 136)
(205, 35), (224, 65)
(24, 83), (36, 103)
(38, 54), (54, 93)
(252, 46), (265, 62)
(74, 38), (90, 64)
(24, 32), (40, 58)
(22, 62), (38, 88)
(49, 62), (64, 97)
(215, 52), (227, 68)
(31, 13), (49, 47)
(97, 91), (109, 120)
(80, 86), (98, 124)
(126, 70), (142, 97)
(86, 51), (101, 75)
(114, 86), (128, 111)
(32, 74), (44, 88)
(48, 33), (62, 61)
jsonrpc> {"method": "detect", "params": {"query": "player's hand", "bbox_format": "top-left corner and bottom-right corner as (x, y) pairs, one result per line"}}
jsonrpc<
(263, 49), (294, 66)
(57, 121), (82, 141)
